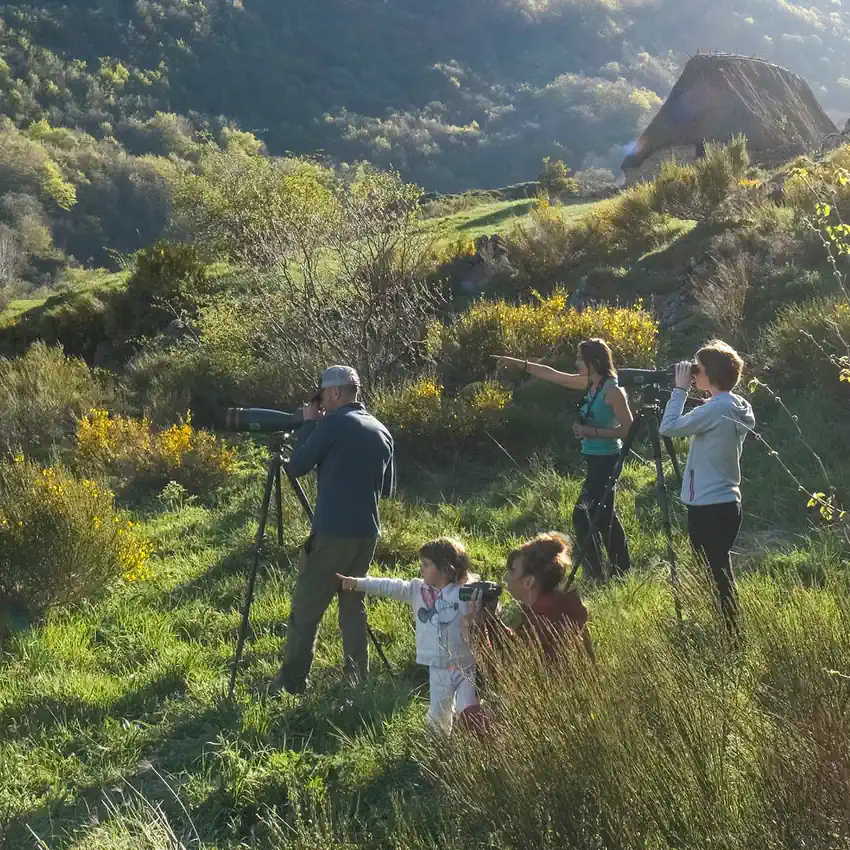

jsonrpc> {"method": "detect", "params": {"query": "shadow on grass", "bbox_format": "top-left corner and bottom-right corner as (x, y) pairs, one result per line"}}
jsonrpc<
(457, 200), (534, 232)
(0, 667), (192, 741)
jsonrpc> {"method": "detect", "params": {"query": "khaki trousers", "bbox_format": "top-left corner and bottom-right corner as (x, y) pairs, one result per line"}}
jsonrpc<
(277, 534), (378, 691)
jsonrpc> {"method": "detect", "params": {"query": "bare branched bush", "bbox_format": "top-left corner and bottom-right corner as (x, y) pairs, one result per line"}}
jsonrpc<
(694, 256), (752, 344)
(179, 159), (445, 392)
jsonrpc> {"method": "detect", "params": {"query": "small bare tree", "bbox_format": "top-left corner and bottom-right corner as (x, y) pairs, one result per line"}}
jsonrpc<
(176, 150), (444, 391)
(258, 168), (444, 387)
(693, 255), (752, 346)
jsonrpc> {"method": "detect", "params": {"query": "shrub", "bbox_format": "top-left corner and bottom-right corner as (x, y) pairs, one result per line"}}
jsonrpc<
(0, 287), (111, 360)
(649, 159), (698, 217)
(538, 157), (579, 200)
(649, 136), (750, 220)
(439, 292), (658, 389)
(508, 198), (577, 287)
(371, 377), (512, 449)
(509, 187), (673, 293)
(75, 408), (237, 498)
(0, 342), (103, 457)
(0, 457), (150, 622)
(784, 151), (850, 220)
(106, 240), (213, 348)
(759, 296), (850, 392)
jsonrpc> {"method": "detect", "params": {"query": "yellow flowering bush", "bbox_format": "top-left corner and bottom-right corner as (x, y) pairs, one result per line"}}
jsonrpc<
(76, 409), (237, 497)
(0, 457), (151, 621)
(370, 378), (443, 439)
(371, 378), (513, 450)
(440, 291), (658, 388)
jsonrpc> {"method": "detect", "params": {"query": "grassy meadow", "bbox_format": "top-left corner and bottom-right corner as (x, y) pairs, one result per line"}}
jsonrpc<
(1, 384), (849, 849)
(1, 141), (850, 848)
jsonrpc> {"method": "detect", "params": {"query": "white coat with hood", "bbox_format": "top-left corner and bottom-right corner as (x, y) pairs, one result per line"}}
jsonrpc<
(659, 388), (756, 506)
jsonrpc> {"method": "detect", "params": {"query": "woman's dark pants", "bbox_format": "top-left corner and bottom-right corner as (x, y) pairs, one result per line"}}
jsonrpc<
(572, 453), (632, 582)
(687, 502), (742, 634)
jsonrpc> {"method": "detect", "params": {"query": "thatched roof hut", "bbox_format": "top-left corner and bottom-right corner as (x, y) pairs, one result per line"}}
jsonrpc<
(622, 54), (837, 183)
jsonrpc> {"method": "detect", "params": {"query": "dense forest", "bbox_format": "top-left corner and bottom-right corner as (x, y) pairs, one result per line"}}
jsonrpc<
(0, 0), (848, 281)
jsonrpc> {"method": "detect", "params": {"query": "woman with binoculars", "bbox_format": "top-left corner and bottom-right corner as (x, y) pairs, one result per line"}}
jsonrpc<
(493, 338), (633, 582)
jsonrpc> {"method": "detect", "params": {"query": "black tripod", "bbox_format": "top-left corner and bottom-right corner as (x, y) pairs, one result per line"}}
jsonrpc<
(228, 438), (391, 699)
(564, 397), (684, 618)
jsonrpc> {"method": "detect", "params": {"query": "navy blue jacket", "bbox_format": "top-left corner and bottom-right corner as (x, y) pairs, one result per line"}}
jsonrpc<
(288, 403), (394, 537)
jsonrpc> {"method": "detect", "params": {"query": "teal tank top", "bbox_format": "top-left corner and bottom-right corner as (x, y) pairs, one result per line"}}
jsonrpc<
(580, 378), (622, 456)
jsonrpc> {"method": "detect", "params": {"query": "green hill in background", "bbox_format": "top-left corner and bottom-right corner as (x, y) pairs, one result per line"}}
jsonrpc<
(0, 0), (848, 194)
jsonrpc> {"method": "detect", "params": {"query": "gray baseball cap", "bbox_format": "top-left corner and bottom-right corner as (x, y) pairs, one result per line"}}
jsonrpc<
(319, 365), (361, 389)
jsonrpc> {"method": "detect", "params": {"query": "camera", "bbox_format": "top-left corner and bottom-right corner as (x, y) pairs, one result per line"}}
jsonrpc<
(458, 581), (503, 603)
(224, 393), (323, 434)
(618, 363), (698, 389)
(224, 407), (307, 434)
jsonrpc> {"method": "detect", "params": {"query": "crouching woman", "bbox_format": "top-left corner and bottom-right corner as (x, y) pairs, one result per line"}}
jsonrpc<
(473, 532), (593, 662)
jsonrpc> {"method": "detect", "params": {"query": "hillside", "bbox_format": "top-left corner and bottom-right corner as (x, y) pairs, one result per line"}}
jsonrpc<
(0, 124), (849, 848)
(0, 0), (848, 195)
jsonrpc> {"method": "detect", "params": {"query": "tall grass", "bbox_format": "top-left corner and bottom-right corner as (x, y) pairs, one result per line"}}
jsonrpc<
(418, 562), (850, 849)
(2, 386), (850, 848)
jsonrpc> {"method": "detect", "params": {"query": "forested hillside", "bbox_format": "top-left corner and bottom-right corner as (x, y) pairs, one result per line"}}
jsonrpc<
(0, 0), (849, 194)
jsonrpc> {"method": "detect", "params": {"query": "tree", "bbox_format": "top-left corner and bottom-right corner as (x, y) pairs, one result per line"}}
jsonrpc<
(178, 152), (445, 390)
(538, 157), (579, 200)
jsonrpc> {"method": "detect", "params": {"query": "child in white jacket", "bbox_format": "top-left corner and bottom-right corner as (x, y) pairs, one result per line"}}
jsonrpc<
(338, 537), (479, 734)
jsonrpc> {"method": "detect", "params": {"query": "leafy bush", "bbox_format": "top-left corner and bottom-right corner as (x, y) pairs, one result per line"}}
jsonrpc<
(538, 157), (579, 200)
(509, 186), (673, 292)
(75, 408), (237, 498)
(106, 240), (213, 347)
(439, 292), (658, 389)
(0, 287), (111, 360)
(0, 342), (103, 457)
(759, 296), (850, 392)
(371, 377), (512, 449)
(784, 152), (850, 220)
(0, 457), (150, 622)
(507, 198), (579, 287)
(649, 136), (750, 220)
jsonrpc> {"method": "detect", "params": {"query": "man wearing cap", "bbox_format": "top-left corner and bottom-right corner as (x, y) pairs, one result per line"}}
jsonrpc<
(270, 365), (395, 695)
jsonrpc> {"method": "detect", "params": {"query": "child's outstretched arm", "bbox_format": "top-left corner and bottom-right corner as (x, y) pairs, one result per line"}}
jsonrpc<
(336, 574), (416, 603)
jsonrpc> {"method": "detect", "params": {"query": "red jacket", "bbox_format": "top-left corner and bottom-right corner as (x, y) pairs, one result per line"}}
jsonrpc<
(518, 587), (589, 660)
(482, 587), (591, 662)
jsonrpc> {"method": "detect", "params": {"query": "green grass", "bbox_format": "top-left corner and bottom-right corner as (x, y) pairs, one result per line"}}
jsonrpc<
(429, 197), (601, 247)
(1, 387), (849, 848)
(1, 269), (128, 328)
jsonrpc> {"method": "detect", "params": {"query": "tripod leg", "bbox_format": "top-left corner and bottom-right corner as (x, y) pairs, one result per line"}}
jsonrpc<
(228, 455), (280, 699)
(662, 435), (684, 486)
(284, 465), (316, 523)
(275, 464), (284, 546)
(647, 416), (683, 622)
(366, 622), (393, 673)
(564, 410), (643, 591)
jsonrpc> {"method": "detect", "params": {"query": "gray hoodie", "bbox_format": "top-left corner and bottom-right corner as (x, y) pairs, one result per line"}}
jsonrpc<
(659, 389), (756, 506)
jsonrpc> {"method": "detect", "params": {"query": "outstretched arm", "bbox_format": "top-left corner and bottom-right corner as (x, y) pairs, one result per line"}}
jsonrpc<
(338, 575), (416, 603)
(491, 355), (588, 391)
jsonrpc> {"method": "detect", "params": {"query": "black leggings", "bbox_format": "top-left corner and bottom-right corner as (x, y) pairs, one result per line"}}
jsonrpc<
(687, 502), (742, 632)
(573, 454), (631, 582)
